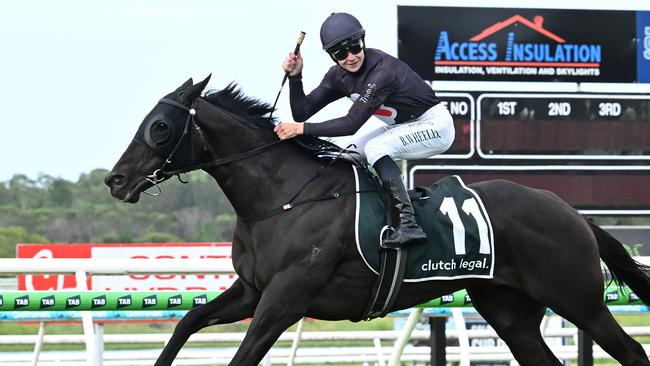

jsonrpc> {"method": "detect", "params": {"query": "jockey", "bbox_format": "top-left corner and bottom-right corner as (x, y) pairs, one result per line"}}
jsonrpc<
(274, 12), (455, 247)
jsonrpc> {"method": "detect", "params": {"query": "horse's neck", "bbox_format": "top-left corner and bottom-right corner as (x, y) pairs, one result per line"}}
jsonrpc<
(195, 101), (326, 218)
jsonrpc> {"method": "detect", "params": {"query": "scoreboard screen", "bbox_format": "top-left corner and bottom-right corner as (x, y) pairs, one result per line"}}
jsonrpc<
(409, 166), (650, 212)
(477, 94), (650, 159)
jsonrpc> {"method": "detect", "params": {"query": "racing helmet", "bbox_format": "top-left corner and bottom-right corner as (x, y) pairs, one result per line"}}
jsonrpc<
(320, 12), (366, 52)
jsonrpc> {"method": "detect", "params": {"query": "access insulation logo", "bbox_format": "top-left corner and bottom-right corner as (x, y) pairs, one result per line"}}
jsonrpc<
(434, 14), (602, 77)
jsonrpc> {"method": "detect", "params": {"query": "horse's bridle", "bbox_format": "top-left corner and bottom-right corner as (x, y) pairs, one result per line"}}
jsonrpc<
(141, 98), (197, 190)
(139, 97), (285, 195)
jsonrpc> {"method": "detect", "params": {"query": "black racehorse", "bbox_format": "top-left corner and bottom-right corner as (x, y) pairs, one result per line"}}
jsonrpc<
(105, 76), (650, 365)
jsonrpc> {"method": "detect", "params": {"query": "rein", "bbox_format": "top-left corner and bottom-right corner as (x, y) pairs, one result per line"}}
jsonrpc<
(162, 139), (286, 176)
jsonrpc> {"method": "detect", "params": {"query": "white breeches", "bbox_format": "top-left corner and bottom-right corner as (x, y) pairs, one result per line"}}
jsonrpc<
(325, 103), (455, 166)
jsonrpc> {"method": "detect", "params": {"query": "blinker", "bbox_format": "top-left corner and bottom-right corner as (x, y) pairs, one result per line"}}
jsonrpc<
(135, 113), (178, 156)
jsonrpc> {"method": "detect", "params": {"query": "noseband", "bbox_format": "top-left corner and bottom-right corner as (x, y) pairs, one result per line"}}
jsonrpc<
(141, 97), (285, 195)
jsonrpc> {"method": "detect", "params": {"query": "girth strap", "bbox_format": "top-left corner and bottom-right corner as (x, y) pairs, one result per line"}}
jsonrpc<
(361, 188), (408, 320)
(362, 246), (408, 320)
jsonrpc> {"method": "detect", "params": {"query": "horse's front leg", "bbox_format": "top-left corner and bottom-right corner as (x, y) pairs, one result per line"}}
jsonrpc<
(228, 266), (332, 365)
(154, 277), (260, 366)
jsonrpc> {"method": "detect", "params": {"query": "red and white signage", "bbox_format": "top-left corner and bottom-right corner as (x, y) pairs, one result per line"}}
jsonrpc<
(17, 243), (236, 291)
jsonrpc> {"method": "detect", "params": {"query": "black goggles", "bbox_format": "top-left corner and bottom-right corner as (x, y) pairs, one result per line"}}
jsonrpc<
(329, 38), (364, 61)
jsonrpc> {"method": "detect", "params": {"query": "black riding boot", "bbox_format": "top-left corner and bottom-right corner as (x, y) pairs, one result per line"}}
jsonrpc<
(382, 175), (427, 247)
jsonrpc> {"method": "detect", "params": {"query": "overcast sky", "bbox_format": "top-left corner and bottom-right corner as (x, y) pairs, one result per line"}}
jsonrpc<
(2, 0), (649, 182)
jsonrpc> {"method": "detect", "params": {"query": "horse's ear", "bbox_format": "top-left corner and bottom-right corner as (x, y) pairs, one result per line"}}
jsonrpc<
(176, 78), (194, 92)
(179, 74), (211, 105)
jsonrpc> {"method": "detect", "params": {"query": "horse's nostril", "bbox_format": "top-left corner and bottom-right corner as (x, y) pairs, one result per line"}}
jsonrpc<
(106, 174), (126, 188)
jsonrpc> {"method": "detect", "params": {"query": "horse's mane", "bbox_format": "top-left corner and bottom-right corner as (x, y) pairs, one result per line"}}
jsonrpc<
(203, 83), (277, 128)
(201, 82), (353, 164)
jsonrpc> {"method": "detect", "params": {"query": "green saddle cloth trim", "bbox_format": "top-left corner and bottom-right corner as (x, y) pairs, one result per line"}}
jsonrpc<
(353, 166), (495, 281)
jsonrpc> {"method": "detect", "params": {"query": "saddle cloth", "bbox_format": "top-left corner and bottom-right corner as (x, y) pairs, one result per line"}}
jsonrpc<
(353, 166), (495, 281)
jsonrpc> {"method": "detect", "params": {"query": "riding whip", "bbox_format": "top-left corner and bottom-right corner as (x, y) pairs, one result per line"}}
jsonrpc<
(269, 31), (306, 122)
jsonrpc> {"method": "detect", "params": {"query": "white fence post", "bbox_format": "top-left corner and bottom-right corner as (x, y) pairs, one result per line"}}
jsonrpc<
(288, 317), (305, 366)
(95, 323), (104, 366)
(75, 270), (98, 366)
(389, 307), (423, 366)
(374, 337), (386, 366)
(452, 308), (470, 366)
(31, 321), (46, 366)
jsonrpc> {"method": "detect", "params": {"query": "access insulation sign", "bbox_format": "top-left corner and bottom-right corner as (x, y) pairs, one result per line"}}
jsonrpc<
(398, 6), (650, 83)
(16, 243), (235, 292)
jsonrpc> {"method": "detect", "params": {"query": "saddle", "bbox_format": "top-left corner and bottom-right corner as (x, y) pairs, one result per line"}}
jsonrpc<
(292, 135), (367, 168)
(353, 167), (495, 320)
